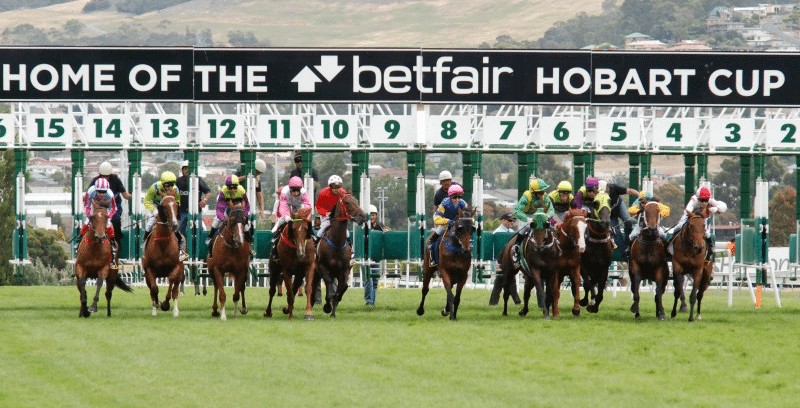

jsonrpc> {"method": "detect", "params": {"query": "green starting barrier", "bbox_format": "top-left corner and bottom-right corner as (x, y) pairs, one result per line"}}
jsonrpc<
(735, 222), (757, 264)
(789, 234), (797, 264)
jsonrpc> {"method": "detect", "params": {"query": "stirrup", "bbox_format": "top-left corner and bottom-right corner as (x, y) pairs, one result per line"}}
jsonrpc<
(179, 250), (189, 261)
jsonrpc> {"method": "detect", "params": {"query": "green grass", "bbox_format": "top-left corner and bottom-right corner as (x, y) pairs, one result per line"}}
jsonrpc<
(1, 285), (800, 407)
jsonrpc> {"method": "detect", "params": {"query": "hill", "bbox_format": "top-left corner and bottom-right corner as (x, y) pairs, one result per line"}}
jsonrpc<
(0, 0), (609, 47)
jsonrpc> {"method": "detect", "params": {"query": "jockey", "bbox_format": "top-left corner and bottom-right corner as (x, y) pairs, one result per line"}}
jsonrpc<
(429, 184), (468, 267)
(668, 186), (728, 259)
(143, 171), (187, 261)
(269, 176), (311, 260)
(572, 176), (600, 211)
(627, 190), (670, 248)
(79, 178), (118, 265)
(509, 178), (555, 269)
(206, 175), (252, 255)
(547, 180), (574, 222)
(316, 175), (349, 239)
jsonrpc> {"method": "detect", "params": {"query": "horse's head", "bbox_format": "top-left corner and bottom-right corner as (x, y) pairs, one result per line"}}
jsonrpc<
(226, 201), (248, 249)
(529, 210), (554, 251)
(450, 207), (476, 253)
(643, 201), (662, 232)
(560, 212), (587, 253)
(289, 207), (313, 257)
(88, 205), (109, 243)
(339, 194), (367, 226)
(684, 209), (706, 255)
(158, 193), (180, 232)
(590, 195), (612, 231)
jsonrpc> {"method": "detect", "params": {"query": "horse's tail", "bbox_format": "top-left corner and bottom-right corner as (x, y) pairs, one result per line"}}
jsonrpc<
(115, 276), (134, 293)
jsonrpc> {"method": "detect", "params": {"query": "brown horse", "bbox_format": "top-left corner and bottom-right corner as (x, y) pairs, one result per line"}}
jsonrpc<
(208, 200), (252, 320)
(142, 193), (184, 317)
(671, 210), (713, 321)
(417, 207), (477, 320)
(629, 201), (670, 320)
(503, 219), (560, 319)
(580, 199), (614, 313)
(75, 205), (132, 317)
(265, 207), (315, 320)
(549, 210), (587, 318)
(314, 193), (367, 318)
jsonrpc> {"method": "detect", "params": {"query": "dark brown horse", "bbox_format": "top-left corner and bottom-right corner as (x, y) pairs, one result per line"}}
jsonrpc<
(501, 218), (560, 319)
(314, 193), (367, 318)
(142, 192), (184, 317)
(629, 201), (670, 320)
(265, 207), (315, 320)
(417, 207), (477, 320)
(75, 205), (132, 317)
(580, 198), (614, 313)
(549, 210), (587, 318)
(671, 210), (713, 321)
(208, 200), (251, 320)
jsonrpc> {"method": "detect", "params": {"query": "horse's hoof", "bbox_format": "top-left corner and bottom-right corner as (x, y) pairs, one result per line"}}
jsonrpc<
(573, 308), (580, 316)
(212, 311), (220, 317)
(282, 307), (290, 315)
(264, 310), (272, 318)
(630, 304), (637, 313)
(277, 293), (283, 297)
(587, 305), (597, 313)
(688, 316), (695, 322)
(441, 309), (449, 317)
(160, 302), (170, 312)
(89, 305), (98, 313)
(416, 307), (424, 316)
(323, 303), (332, 314)
(680, 305), (688, 313)
(81, 309), (91, 318)
(671, 311), (677, 318)
(202, 288), (207, 296)
(579, 298), (588, 307)
(240, 307), (248, 315)
(658, 314), (666, 321)
(304, 314), (314, 321)
(544, 315), (552, 321)
(696, 314), (702, 321)
(519, 309), (528, 316)
(634, 314), (641, 320)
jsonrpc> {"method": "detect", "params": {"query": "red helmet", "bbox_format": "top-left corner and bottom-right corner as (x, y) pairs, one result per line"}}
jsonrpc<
(698, 187), (711, 200)
(448, 184), (464, 197)
(288, 176), (303, 188)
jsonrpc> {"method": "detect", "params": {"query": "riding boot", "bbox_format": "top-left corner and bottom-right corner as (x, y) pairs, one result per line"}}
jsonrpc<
(206, 227), (218, 258)
(428, 232), (440, 267)
(511, 233), (525, 270)
(110, 240), (119, 269)
(705, 237), (714, 261)
(270, 232), (280, 261)
(176, 232), (188, 261)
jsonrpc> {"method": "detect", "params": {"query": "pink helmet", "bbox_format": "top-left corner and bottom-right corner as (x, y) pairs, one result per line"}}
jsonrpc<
(288, 176), (303, 188)
(698, 187), (711, 200)
(94, 178), (110, 192)
(447, 184), (464, 197)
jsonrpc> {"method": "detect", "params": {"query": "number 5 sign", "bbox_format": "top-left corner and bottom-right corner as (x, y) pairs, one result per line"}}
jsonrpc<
(595, 118), (640, 147)
(538, 117), (583, 146)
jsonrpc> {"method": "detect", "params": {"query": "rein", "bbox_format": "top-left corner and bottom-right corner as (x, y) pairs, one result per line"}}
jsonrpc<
(557, 215), (584, 248)
(586, 221), (611, 243)
(279, 219), (308, 249)
(680, 214), (705, 251)
(219, 209), (246, 248)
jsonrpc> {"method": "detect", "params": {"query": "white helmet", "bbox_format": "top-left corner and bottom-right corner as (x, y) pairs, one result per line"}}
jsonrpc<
(99, 161), (112, 176)
(255, 159), (267, 174)
(328, 175), (343, 186)
(369, 205), (378, 214)
(439, 170), (452, 181)
(598, 179), (608, 193)
(180, 160), (189, 168)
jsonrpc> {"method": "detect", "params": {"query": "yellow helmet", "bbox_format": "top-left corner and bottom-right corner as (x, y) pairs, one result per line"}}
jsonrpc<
(557, 180), (572, 193)
(160, 171), (177, 183)
(529, 178), (549, 193)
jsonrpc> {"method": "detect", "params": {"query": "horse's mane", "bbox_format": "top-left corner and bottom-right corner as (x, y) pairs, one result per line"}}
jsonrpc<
(295, 207), (312, 220)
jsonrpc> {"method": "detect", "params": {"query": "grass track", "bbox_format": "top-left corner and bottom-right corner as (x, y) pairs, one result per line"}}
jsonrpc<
(1, 285), (799, 407)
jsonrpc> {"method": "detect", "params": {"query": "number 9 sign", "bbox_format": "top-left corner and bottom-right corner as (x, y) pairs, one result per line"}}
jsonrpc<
(370, 116), (414, 145)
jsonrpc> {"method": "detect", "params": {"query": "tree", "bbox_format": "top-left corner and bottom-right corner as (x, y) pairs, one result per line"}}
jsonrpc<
(0, 150), (17, 285)
(655, 182), (684, 227)
(27, 228), (68, 270)
(768, 187), (796, 246)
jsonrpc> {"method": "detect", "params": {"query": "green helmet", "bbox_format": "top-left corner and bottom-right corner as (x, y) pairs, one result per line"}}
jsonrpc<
(529, 178), (550, 193)
(160, 171), (177, 183)
(557, 180), (572, 193)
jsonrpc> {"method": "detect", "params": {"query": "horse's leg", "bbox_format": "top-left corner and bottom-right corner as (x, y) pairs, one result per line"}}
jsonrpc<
(170, 265), (183, 317)
(551, 272), (563, 318)
(283, 272), (296, 319)
(304, 259), (316, 320)
(319, 265), (334, 314)
(416, 261), (434, 316)
(440, 271), (454, 318)
(519, 274), (532, 317)
(451, 275), (467, 321)
(145, 270), (159, 317)
(688, 267), (702, 322)
(218, 273), (228, 321)
(570, 267), (582, 316)
(696, 265), (713, 321)
(210, 268), (223, 319)
(89, 277), (103, 314)
(233, 270), (248, 317)
(654, 267), (667, 321)
(162, 278), (173, 312)
(629, 264), (641, 319)
(579, 267), (590, 307)
(591, 269), (609, 314)
(104, 274), (115, 317)
(265, 264), (280, 317)
(671, 271), (685, 318)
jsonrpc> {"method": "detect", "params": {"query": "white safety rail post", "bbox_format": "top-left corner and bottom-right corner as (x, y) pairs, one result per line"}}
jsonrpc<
(472, 173), (486, 288)
(72, 171), (84, 259)
(246, 173), (257, 257)
(188, 173), (199, 267)
(754, 178), (779, 307)
(413, 173), (427, 283)
(131, 173), (142, 280)
(11, 168), (31, 281)
(360, 173), (371, 286)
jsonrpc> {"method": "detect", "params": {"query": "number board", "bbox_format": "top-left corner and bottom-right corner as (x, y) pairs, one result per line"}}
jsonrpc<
(199, 115), (244, 145)
(85, 114), (131, 145)
(0, 114), (15, 146)
(765, 119), (800, 149)
(256, 115), (301, 146)
(595, 118), (641, 147)
(651, 118), (699, 149)
(538, 117), (583, 146)
(140, 114), (187, 145)
(482, 116), (527, 146)
(27, 114), (72, 146)
(709, 119), (754, 149)
(313, 115), (358, 146)
(426, 116), (471, 146)
(369, 115), (415, 145)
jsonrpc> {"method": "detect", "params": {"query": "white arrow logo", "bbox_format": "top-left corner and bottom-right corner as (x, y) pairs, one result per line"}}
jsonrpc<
(315, 55), (344, 82)
(291, 66), (322, 93)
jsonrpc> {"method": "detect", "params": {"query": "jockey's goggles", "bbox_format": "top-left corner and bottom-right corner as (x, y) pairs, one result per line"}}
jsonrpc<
(451, 195), (463, 200)
(163, 182), (174, 188)
(586, 187), (597, 193)
(698, 198), (709, 203)
(289, 187), (301, 193)
(330, 184), (342, 189)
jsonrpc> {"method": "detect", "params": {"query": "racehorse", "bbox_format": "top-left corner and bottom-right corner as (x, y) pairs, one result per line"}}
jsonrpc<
(208, 200), (251, 320)
(548, 210), (587, 318)
(503, 216), (560, 319)
(142, 192), (184, 317)
(75, 205), (132, 317)
(580, 198), (614, 313)
(265, 208), (315, 320)
(671, 210), (713, 321)
(417, 207), (477, 320)
(629, 201), (670, 320)
(314, 193), (367, 317)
